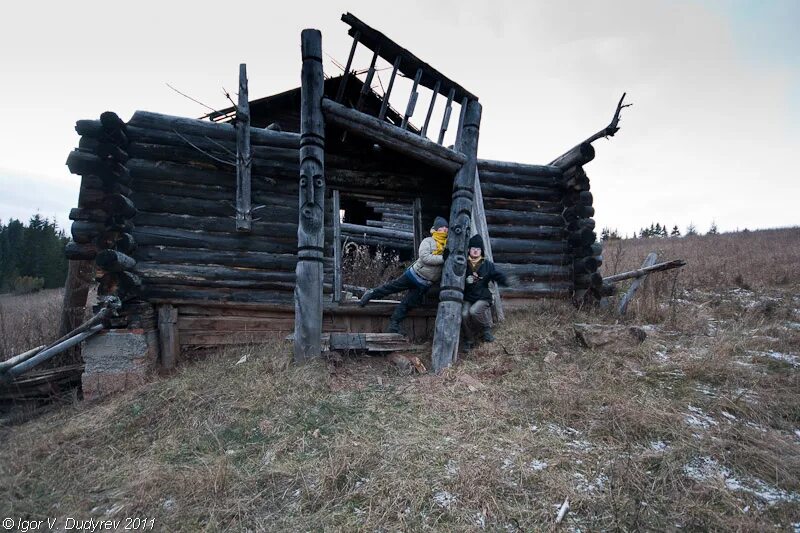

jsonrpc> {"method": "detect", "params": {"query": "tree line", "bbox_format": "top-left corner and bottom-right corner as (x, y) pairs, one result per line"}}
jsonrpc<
(601, 221), (720, 241)
(0, 215), (69, 293)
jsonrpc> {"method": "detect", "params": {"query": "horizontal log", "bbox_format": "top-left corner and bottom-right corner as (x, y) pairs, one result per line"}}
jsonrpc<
(477, 159), (562, 178)
(500, 282), (573, 298)
(490, 238), (569, 254)
(69, 208), (107, 222)
(477, 170), (562, 189)
(480, 182), (563, 202)
(482, 197), (564, 214)
(566, 218), (596, 232)
(603, 259), (687, 283)
(65, 241), (97, 260)
(574, 256), (600, 274)
(131, 212), (306, 242)
(567, 228), (597, 247)
(132, 177), (298, 206)
(340, 223), (413, 241)
(96, 249), (136, 272)
(342, 234), (413, 251)
(485, 210), (564, 227)
(70, 220), (104, 244)
(573, 243), (603, 258)
(496, 263), (572, 280)
(80, 175), (132, 197)
(134, 246), (307, 271)
(178, 315), (297, 333)
(135, 262), (296, 283)
(106, 193), (137, 219)
(130, 191), (295, 219)
(490, 252), (573, 265)
(563, 190), (593, 207)
(487, 224), (565, 240)
(132, 226), (300, 255)
(66, 150), (131, 185)
(128, 110), (300, 148)
(75, 119), (128, 146)
(549, 142), (595, 169)
(562, 205), (595, 222)
(141, 285), (297, 304)
(365, 220), (411, 230)
(78, 136), (129, 163)
(179, 330), (294, 346)
(95, 231), (136, 255)
(322, 98), (465, 173)
(563, 166), (590, 191)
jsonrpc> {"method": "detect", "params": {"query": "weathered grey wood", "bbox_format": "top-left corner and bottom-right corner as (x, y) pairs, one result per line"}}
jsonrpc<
(144, 285), (296, 304)
(335, 30), (361, 103)
(482, 198), (564, 214)
(485, 210), (564, 227)
(453, 97), (468, 151)
(332, 190), (342, 303)
(235, 64), (252, 232)
(132, 226), (299, 255)
(490, 252), (572, 265)
(437, 88), (455, 145)
(618, 252), (657, 315)
(472, 169), (504, 321)
(65, 241), (97, 260)
(355, 46), (380, 112)
(432, 99), (482, 372)
(132, 212), (306, 241)
(480, 182), (563, 201)
(295, 29), (326, 363)
(401, 68), (423, 130)
(340, 223), (413, 241)
(477, 159), (563, 178)
(487, 225), (565, 240)
(378, 56), (402, 121)
(157, 305), (179, 370)
(127, 110), (300, 149)
(567, 227), (597, 247)
(322, 98), (465, 173)
(70, 220), (104, 244)
(135, 247), (311, 271)
(412, 197), (423, 258)
(341, 13), (478, 103)
(58, 259), (95, 347)
(496, 263), (572, 280)
(604, 259), (686, 283)
(421, 79), (440, 138)
(96, 249), (136, 272)
(549, 142), (595, 169)
(489, 238), (570, 254)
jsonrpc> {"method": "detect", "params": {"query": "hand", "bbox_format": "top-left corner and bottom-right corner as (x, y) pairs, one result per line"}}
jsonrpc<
(442, 248), (450, 261)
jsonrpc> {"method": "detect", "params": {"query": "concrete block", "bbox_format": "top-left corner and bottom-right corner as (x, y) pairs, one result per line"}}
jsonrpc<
(81, 328), (159, 401)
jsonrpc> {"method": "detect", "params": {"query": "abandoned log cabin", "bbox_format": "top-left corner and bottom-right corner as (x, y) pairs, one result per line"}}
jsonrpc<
(62, 13), (616, 398)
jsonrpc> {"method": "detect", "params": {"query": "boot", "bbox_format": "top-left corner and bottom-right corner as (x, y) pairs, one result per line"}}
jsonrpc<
(481, 327), (495, 343)
(461, 339), (474, 352)
(386, 320), (403, 334)
(358, 289), (375, 307)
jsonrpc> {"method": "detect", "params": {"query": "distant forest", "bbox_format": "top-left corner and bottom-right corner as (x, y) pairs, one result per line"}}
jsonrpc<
(0, 215), (69, 293)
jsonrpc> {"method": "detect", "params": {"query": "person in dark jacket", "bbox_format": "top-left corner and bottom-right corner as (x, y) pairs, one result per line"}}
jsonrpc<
(358, 216), (449, 334)
(461, 234), (512, 350)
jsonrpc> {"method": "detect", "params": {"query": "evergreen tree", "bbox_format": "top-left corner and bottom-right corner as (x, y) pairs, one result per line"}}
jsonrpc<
(708, 221), (719, 235)
(671, 225), (681, 237)
(685, 223), (698, 236)
(0, 215), (68, 292)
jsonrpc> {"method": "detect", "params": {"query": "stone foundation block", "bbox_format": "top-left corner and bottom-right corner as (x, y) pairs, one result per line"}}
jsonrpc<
(81, 328), (159, 401)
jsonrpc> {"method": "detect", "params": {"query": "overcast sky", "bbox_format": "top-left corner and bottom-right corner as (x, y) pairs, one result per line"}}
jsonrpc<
(0, 0), (797, 236)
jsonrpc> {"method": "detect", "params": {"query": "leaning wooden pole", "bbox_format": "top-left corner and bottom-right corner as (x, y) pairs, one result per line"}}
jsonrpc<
(294, 29), (326, 362)
(235, 63), (252, 232)
(432, 100), (482, 372)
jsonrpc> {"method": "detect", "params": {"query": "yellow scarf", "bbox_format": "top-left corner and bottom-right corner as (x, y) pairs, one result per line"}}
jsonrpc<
(430, 230), (448, 255)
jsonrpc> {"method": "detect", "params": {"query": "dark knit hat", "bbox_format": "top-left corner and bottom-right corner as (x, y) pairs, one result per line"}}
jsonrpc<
(431, 216), (449, 230)
(468, 234), (484, 251)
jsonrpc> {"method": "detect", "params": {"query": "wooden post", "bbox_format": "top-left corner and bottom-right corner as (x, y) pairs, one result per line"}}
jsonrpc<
(421, 80), (441, 138)
(412, 197), (423, 259)
(431, 100), (482, 372)
(157, 304), (179, 369)
(401, 68), (423, 130)
(453, 97), (468, 151)
(335, 31), (360, 103)
(618, 252), (657, 315)
(332, 189), (342, 302)
(378, 56), (402, 121)
(471, 169), (504, 322)
(295, 29), (326, 362)
(57, 259), (95, 363)
(437, 88), (455, 144)
(235, 63), (252, 232)
(355, 46), (380, 112)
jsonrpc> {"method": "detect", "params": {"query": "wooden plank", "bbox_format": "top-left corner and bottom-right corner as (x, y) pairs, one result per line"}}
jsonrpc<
(332, 190), (343, 302)
(378, 56), (402, 121)
(158, 305), (179, 369)
(235, 63), (252, 232)
(412, 197), (423, 259)
(401, 68), (423, 130)
(471, 169), (504, 322)
(178, 315), (296, 331)
(322, 98), (465, 173)
(335, 31), (361, 103)
(356, 46), (381, 112)
(421, 80), (441, 138)
(432, 100), (482, 372)
(295, 29), (326, 362)
(618, 252), (657, 315)
(437, 88), (455, 145)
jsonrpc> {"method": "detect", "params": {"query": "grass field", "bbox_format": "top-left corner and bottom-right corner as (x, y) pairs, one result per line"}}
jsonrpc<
(1, 228), (798, 531)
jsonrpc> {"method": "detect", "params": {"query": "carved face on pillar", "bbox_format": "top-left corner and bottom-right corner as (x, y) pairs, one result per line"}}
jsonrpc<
(299, 157), (325, 233)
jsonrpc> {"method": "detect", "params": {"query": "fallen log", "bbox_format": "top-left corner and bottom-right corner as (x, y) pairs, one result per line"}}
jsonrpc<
(618, 252), (658, 315)
(604, 259), (686, 283)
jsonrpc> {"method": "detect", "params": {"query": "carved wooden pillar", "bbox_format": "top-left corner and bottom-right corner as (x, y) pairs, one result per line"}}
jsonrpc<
(431, 100), (482, 372)
(294, 29), (326, 362)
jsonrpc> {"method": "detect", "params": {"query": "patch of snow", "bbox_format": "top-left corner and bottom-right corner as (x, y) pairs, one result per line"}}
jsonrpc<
(685, 406), (718, 429)
(684, 456), (800, 506)
(433, 490), (456, 509)
(751, 350), (800, 367)
(353, 507), (366, 518)
(721, 411), (737, 421)
(528, 459), (548, 471)
(683, 456), (730, 482)
(786, 322), (800, 331)
(354, 477), (370, 490)
(567, 439), (594, 452)
(502, 458), (515, 471)
(473, 512), (486, 529)
(794, 429), (800, 440)
(792, 522), (800, 533)
(746, 422), (768, 433)
(649, 440), (669, 452)
(694, 385), (718, 397)
(574, 472), (609, 493)
(444, 459), (459, 477)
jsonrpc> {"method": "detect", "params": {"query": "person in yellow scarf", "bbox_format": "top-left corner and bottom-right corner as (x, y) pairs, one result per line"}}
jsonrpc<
(359, 216), (449, 334)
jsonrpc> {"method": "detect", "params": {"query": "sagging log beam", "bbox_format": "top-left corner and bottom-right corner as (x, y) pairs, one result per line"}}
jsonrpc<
(340, 223), (413, 241)
(321, 98), (465, 173)
(549, 142), (595, 170)
(604, 259), (687, 283)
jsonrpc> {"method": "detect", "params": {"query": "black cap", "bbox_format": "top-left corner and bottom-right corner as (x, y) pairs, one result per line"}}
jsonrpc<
(468, 234), (484, 251)
(431, 216), (449, 230)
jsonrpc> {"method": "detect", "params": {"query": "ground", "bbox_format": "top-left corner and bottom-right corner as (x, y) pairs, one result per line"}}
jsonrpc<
(1, 228), (799, 531)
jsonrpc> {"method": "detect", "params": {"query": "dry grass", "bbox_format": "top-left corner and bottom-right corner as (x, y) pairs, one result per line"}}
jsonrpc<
(0, 289), (64, 360)
(0, 229), (798, 531)
(341, 242), (405, 289)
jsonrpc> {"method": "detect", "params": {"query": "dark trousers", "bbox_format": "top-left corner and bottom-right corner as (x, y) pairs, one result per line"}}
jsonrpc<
(371, 273), (429, 323)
